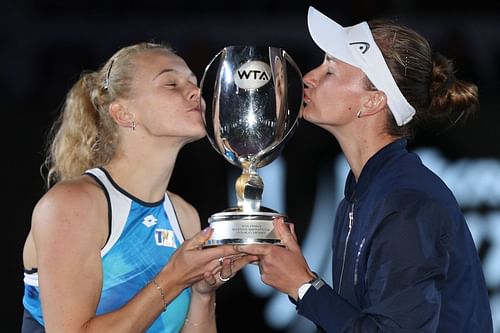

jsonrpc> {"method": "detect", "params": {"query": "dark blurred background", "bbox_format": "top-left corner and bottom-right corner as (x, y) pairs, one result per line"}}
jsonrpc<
(5, 0), (500, 332)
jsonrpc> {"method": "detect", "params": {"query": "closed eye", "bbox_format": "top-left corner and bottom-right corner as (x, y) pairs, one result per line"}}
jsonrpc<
(326, 66), (335, 75)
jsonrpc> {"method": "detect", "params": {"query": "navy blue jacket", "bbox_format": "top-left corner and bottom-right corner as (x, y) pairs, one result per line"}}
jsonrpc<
(297, 139), (493, 332)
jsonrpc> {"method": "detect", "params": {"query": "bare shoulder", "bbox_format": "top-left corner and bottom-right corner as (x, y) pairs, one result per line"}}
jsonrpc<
(32, 175), (108, 249)
(167, 191), (201, 239)
(30, 175), (111, 330)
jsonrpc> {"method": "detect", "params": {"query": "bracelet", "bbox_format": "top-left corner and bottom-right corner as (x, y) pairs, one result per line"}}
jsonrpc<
(184, 302), (216, 327)
(151, 279), (167, 312)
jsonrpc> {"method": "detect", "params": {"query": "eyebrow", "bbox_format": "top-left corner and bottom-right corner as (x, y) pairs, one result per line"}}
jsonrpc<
(153, 68), (196, 82)
(153, 68), (175, 80)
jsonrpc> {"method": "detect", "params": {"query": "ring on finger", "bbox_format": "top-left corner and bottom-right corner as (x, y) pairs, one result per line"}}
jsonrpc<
(217, 271), (231, 282)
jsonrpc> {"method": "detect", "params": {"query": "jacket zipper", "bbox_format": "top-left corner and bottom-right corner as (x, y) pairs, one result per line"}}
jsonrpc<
(338, 202), (354, 294)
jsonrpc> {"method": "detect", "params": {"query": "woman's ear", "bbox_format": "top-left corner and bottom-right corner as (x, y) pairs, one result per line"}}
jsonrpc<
(109, 102), (135, 129)
(362, 90), (387, 116)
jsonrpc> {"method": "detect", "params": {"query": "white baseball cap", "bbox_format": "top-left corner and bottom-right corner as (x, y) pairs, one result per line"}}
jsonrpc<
(307, 6), (415, 126)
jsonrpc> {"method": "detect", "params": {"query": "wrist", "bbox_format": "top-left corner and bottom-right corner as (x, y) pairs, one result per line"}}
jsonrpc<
(289, 272), (316, 301)
(184, 295), (216, 328)
(150, 274), (184, 312)
(184, 302), (216, 328)
(191, 288), (216, 303)
(297, 282), (312, 300)
(151, 279), (168, 312)
(296, 273), (325, 302)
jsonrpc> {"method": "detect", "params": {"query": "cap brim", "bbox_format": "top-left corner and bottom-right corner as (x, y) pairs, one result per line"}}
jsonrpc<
(307, 6), (358, 68)
(306, 6), (416, 126)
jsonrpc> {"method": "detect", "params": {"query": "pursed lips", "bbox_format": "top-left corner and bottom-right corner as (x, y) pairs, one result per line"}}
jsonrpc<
(303, 91), (311, 104)
(187, 105), (202, 113)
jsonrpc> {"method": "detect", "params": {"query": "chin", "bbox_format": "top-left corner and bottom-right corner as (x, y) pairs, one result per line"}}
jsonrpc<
(189, 131), (207, 143)
(302, 108), (312, 122)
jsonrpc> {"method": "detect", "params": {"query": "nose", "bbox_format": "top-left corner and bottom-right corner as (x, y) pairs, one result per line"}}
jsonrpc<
(187, 84), (200, 101)
(303, 70), (316, 88)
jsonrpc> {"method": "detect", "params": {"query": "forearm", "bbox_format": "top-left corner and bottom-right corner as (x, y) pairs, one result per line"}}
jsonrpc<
(298, 279), (442, 333)
(50, 270), (186, 333)
(181, 290), (217, 333)
(297, 282), (360, 333)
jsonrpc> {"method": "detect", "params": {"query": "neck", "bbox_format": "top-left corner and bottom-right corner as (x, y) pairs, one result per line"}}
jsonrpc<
(104, 137), (186, 202)
(335, 130), (397, 181)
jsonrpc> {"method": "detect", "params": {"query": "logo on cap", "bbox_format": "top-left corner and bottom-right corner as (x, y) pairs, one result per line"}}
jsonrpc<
(234, 61), (271, 89)
(349, 42), (370, 54)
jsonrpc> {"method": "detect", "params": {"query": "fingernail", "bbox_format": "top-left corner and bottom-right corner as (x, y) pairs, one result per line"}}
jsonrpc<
(202, 227), (211, 234)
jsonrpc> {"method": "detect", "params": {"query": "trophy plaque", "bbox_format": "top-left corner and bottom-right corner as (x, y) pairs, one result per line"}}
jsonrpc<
(200, 45), (303, 247)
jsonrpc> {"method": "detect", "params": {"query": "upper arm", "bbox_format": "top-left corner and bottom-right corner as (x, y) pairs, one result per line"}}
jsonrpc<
(32, 178), (108, 332)
(168, 191), (201, 239)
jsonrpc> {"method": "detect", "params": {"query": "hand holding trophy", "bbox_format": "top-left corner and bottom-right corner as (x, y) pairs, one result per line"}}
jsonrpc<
(200, 46), (303, 247)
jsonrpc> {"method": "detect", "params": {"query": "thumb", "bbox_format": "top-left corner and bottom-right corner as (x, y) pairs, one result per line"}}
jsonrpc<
(185, 227), (213, 249)
(275, 218), (300, 252)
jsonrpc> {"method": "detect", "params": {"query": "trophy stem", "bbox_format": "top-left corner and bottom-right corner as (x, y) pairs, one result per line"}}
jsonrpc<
(235, 168), (264, 213)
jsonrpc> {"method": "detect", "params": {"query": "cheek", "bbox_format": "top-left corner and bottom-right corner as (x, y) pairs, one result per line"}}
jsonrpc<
(312, 85), (341, 118)
(304, 83), (358, 125)
(324, 79), (360, 112)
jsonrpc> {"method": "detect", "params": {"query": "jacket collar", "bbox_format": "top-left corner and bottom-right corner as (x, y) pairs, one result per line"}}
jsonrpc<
(344, 138), (408, 201)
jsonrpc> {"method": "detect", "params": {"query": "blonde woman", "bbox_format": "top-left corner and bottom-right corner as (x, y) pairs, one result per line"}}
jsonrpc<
(22, 42), (256, 333)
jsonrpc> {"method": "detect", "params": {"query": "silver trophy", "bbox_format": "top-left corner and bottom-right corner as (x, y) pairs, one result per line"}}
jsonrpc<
(200, 45), (303, 247)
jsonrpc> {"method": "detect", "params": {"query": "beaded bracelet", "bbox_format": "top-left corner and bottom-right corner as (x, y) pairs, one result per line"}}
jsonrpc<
(151, 279), (167, 312)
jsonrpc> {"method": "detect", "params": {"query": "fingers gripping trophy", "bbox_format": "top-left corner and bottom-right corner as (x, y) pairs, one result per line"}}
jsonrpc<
(200, 46), (303, 247)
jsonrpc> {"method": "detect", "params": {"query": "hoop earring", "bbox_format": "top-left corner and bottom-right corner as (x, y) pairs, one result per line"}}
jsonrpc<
(132, 121), (136, 131)
(356, 111), (362, 118)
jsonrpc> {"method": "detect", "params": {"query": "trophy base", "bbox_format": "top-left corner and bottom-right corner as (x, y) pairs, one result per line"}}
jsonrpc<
(203, 209), (292, 247)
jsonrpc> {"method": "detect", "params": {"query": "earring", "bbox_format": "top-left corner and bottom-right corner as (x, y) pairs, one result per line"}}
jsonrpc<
(132, 121), (136, 131)
(356, 111), (362, 118)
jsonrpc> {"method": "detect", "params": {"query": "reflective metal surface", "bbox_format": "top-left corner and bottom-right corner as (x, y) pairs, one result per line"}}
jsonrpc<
(200, 45), (303, 245)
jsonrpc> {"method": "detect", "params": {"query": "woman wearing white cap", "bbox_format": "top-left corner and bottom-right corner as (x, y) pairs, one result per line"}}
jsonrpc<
(236, 6), (493, 333)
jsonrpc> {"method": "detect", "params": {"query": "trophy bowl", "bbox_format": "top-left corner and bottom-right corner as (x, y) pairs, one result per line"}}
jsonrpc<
(200, 45), (303, 247)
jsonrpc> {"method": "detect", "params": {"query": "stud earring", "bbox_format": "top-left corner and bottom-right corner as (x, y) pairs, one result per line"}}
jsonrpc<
(356, 111), (362, 118)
